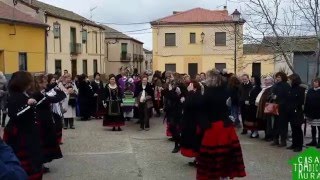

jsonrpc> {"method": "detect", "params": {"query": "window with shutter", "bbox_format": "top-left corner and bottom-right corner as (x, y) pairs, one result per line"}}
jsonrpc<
(215, 32), (227, 46)
(165, 33), (176, 46)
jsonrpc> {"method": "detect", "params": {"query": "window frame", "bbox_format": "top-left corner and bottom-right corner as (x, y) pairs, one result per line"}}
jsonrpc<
(165, 33), (176, 46)
(93, 59), (98, 73)
(55, 59), (62, 73)
(82, 59), (88, 75)
(18, 52), (27, 71)
(215, 32), (227, 46)
(165, 63), (176, 72)
(190, 33), (196, 44)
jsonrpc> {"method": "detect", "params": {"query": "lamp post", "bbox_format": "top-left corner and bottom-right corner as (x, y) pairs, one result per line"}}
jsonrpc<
(201, 32), (205, 43)
(232, 9), (241, 75)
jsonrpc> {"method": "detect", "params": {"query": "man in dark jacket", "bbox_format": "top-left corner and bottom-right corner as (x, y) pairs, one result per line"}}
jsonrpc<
(239, 74), (253, 134)
(0, 138), (28, 180)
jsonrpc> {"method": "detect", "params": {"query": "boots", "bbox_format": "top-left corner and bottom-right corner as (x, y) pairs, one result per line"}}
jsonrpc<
(63, 119), (68, 129)
(1, 113), (6, 127)
(171, 142), (180, 153)
(69, 118), (75, 129)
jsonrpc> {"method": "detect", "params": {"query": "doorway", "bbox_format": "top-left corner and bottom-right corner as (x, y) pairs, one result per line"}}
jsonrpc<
(188, 63), (198, 78)
(71, 59), (77, 79)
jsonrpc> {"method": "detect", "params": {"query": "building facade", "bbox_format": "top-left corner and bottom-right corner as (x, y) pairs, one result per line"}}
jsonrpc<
(143, 49), (153, 72)
(104, 26), (144, 75)
(17, 0), (105, 77)
(151, 8), (245, 77)
(0, 1), (47, 75)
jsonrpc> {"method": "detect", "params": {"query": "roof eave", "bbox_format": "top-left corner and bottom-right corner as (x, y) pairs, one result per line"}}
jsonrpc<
(151, 20), (245, 26)
(105, 37), (144, 44)
(46, 13), (104, 29)
(0, 18), (48, 28)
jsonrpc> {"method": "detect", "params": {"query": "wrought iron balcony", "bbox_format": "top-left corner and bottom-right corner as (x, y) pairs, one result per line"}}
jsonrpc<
(120, 52), (131, 61)
(70, 43), (82, 55)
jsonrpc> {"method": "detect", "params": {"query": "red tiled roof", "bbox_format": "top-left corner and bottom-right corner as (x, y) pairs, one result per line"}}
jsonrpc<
(0, 2), (47, 27)
(151, 8), (240, 25)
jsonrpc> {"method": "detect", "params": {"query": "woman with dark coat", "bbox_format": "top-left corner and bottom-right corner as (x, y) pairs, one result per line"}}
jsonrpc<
(103, 74), (125, 131)
(244, 76), (262, 138)
(3, 71), (43, 180)
(91, 72), (105, 119)
(304, 78), (320, 148)
(271, 72), (291, 147)
(134, 75), (154, 130)
(286, 74), (306, 152)
(196, 70), (246, 180)
(239, 74), (253, 134)
(180, 80), (203, 166)
(32, 74), (66, 171)
(78, 74), (95, 121)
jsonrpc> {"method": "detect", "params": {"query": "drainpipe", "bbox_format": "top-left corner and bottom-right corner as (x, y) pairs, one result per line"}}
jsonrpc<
(99, 28), (102, 73)
(45, 29), (48, 73)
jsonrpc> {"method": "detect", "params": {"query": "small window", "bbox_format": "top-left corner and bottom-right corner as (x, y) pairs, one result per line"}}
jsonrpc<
(215, 63), (226, 72)
(94, 31), (98, 53)
(215, 32), (227, 46)
(190, 33), (196, 44)
(55, 59), (62, 73)
(165, 33), (176, 46)
(121, 43), (128, 53)
(83, 60), (87, 75)
(165, 64), (176, 72)
(19, 53), (27, 71)
(53, 22), (61, 39)
(93, 59), (98, 73)
(82, 29), (87, 43)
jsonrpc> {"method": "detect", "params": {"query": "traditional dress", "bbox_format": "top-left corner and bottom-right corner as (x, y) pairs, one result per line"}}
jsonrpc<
(4, 92), (43, 180)
(197, 86), (246, 180)
(103, 84), (125, 127)
(118, 76), (135, 119)
(91, 80), (106, 118)
(33, 88), (66, 163)
(243, 84), (262, 131)
(180, 91), (202, 158)
(78, 81), (95, 120)
(60, 82), (78, 129)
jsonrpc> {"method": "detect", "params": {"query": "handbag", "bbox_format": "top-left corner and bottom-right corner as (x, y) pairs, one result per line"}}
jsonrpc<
(264, 103), (279, 115)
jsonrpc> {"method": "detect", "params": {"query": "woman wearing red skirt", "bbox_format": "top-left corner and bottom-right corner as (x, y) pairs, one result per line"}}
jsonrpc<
(197, 70), (246, 180)
(4, 71), (43, 180)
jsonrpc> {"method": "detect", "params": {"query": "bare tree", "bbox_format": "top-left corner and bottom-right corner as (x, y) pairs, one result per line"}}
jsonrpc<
(293, 0), (320, 77)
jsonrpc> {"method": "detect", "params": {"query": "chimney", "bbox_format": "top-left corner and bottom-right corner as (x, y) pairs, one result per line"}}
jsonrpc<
(223, 6), (227, 10)
(173, 11), (180, 15)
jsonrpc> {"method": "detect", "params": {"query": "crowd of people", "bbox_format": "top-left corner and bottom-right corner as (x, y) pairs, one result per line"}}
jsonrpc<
(0, 66), (319, 180)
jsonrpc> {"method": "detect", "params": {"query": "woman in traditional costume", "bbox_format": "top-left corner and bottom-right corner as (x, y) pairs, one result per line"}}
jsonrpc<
(180, 80), (202, 166)
(103, 74), (125, 131)
(3, 71), (43, 180)
(91, 72), (105, 119)
(196, 69), (246, 180)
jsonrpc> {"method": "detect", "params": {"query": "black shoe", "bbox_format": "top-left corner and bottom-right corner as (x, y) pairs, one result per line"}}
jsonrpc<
(43, 166), (50, 173)
(293, 148), (303, 152)
(126, 118), (131, 121)
(70, 126), (75, 129)
(112, 127), (116, 131)
(118, 127), (122, 131)
(171, 146), (180, 153)
(306, 141), (317, 147)
(271, 141), (279, 146)
(63, 127), (68, 130)
(241, 129), (247, 135)
(287, 145), (295, 150)
(188, 161), (197, 167)
(278, 143), (287, 147)
(168, 138), (174, 142)
(135, 121), (141, 124)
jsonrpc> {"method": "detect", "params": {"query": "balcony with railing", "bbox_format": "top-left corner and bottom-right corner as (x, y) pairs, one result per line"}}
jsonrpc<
(70, 43), (82, 55)
(139, 55), (144, 61)
(120, 52), (131, 61)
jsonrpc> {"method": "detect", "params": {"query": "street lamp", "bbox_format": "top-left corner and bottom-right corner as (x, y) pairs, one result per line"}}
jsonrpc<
(201, 32), (205, 43)
(232, 9), (241, 74)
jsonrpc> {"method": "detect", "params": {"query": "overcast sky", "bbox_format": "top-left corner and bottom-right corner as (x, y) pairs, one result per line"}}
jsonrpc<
(39, 0), (243, 50)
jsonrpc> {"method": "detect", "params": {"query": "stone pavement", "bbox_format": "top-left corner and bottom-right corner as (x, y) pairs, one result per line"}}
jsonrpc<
(41, 117), (298, 180)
